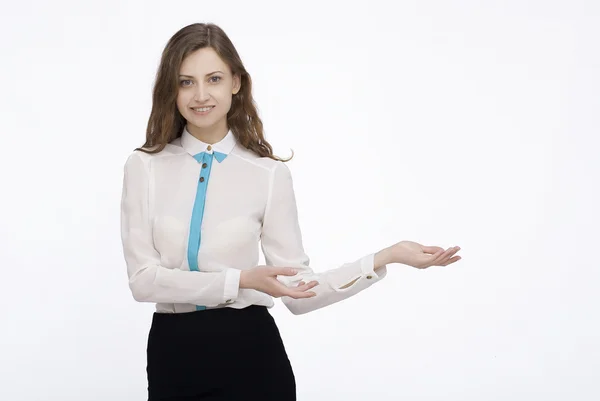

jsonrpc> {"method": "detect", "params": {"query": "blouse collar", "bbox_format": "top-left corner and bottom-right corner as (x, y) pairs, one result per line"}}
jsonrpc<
(180, 126), (237, 157)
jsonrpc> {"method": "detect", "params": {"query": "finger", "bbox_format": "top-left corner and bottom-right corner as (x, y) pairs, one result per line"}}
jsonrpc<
(295, 281), (319, 292)
(269, 267), (299, 276)
(438, 247), (461, 265)
(298, 281), (305, 286)
(285, 289), (317, 299)
(426, 249), (447, 266)
(417, 249), (443, 269)
(271, 280), (317, 299)
(422, 246), (444, 255)
(287, 281), (318, 293)
(283, 281), (318, 298)
(432, 247), (459, 265)
(441, 256), (461, 266)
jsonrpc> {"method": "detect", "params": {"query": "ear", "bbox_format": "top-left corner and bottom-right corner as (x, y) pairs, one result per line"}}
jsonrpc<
(232, 74), (241, 95)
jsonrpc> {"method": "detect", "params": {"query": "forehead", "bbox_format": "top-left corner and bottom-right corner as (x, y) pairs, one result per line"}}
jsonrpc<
(180, 47), (230, 75)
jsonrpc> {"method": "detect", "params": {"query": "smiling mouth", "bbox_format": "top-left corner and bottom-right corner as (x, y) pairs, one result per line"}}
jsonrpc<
(191, 106), (215, 112)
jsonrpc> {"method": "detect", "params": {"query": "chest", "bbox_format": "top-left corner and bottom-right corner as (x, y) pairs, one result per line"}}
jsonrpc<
(148, 156), (269, 258)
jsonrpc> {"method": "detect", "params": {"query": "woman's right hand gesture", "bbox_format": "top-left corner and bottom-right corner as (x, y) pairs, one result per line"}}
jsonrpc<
(240, 266), (319, 299)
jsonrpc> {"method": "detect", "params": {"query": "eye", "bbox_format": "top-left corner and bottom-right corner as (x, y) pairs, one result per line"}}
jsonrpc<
(209, 76), (222, 83)
(180, 79), (193, 87)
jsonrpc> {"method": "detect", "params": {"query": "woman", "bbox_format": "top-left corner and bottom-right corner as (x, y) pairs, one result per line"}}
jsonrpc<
(120, 22), (462, 401)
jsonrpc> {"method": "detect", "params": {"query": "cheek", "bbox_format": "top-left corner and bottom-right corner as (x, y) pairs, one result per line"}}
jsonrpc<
(176, 91), (191, 112)
(216, 91), (233, 109)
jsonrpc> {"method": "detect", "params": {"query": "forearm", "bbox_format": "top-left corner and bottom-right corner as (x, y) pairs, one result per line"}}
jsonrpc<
(374, 247), (392, 271)
(281, 253), (387, 314)
(128, 264), (240, 306)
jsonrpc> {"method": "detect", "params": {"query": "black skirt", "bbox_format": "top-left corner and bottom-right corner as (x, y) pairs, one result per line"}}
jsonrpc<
(146, 305), (296, 401)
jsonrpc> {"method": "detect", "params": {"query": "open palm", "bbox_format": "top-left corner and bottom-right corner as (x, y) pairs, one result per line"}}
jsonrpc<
(389, 241), (461, 269)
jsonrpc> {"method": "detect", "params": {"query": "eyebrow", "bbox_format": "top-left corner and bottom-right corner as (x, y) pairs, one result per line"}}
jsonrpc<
(179, 71), (224, 78)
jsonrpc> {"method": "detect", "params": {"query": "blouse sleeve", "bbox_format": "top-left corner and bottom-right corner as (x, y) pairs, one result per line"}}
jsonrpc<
(120, 152), (240, 306)
(260, 162), (387, 315)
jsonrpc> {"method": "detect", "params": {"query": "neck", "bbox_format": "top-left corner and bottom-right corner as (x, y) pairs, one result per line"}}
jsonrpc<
(186, 121), (228, 145)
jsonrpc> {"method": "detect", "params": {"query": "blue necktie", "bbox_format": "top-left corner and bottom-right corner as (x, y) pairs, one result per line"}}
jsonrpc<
(187, 148), (228, 311)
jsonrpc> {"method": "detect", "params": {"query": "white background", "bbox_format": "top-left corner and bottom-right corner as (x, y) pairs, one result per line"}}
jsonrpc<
(1, 0), (599, 400)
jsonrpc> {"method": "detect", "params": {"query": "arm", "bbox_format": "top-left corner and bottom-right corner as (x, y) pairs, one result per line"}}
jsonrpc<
(339, 250), (389, 288)
(120, 152), (240, 306)
(260, 162), (388, 315)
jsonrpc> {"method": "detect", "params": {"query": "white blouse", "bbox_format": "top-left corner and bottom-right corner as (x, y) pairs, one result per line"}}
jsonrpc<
(119, 127), (387, 315)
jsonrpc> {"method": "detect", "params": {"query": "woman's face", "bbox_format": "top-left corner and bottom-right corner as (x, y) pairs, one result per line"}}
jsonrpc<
(176, 47), (241, 135)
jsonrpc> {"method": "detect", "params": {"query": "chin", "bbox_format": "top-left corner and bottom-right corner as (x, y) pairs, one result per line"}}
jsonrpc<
(185, 114), (212, 126)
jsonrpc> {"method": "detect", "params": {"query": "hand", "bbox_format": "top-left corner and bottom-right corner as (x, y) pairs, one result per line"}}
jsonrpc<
(382, 241), (462, 269)
(240, 266), (319, 298)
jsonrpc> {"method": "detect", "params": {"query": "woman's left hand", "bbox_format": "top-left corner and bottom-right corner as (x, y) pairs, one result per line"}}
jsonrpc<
(382, 241), (462, 269)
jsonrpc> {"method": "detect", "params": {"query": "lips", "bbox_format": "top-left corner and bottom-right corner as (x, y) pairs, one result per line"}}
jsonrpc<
(191, 106), (215, 111)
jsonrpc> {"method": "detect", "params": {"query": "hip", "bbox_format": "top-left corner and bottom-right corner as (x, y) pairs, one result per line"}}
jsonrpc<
(146, 305), (296, 400)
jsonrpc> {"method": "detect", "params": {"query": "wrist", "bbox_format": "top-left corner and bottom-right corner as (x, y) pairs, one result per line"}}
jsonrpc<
(374, 247), (393, 269)
(239, 270), (249, 289)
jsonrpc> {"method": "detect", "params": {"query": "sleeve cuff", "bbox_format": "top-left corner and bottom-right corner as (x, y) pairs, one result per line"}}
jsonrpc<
(360, 253), (386, 280)
(223, 268), (241, 304)
(329, 253), (387, 293)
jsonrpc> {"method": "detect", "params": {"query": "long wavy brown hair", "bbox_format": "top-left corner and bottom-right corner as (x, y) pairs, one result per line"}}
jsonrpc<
(135, 22), (292, 162)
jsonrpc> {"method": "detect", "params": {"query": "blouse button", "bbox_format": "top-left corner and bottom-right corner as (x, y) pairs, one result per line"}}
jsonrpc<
(225, 299), (233, 304)
(207, 145), (212, 151)
(199, 177), (205, 182)
(202, 163), (207, 168)
(366, 275), (373, 280)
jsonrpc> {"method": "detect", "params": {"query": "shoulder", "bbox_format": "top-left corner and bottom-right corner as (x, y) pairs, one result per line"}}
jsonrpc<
(124, 141), (186, 167)
(230, 144), (287, 174)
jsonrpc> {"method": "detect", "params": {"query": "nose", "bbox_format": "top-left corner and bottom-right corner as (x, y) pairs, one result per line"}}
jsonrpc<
(194, 84), (210, 102)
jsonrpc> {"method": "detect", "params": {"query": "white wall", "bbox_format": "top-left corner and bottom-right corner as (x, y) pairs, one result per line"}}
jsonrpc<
(1, 0), (598, 400)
